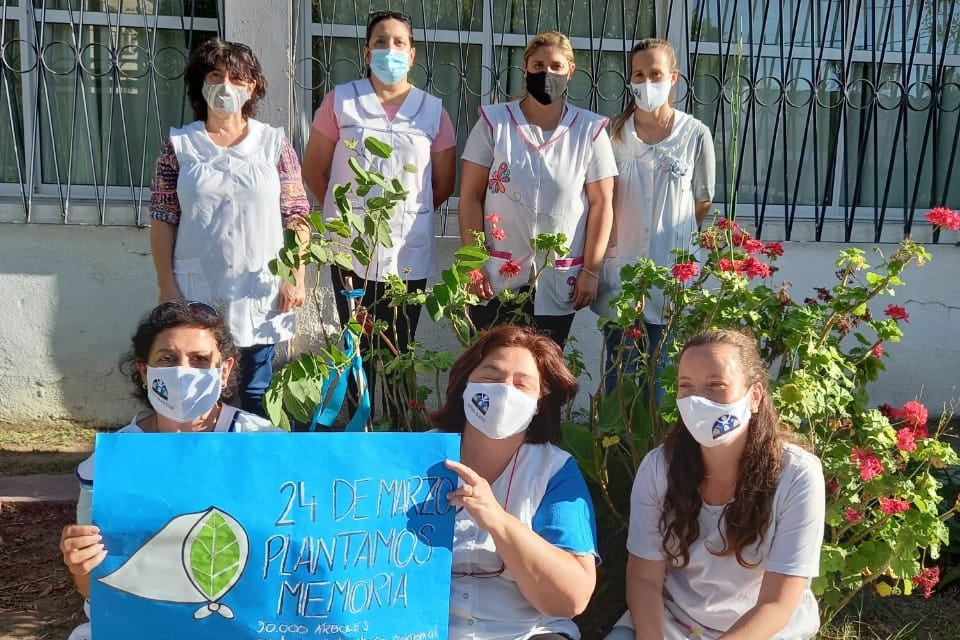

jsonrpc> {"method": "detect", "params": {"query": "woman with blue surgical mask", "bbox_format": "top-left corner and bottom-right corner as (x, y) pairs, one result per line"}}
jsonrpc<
(59, 300), (281, 640)
(431, 325), (599, 640)
(149, 39), (310, 419)
(605, 330), (825, 640)
(302, 10), (457, 424)
(591, 39), (716, 402)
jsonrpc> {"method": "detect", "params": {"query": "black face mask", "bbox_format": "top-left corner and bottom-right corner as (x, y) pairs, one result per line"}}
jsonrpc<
(525, 71), (568, 105)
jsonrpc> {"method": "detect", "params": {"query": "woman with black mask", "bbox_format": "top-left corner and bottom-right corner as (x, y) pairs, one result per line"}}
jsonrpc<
(457, 31), (617, 349)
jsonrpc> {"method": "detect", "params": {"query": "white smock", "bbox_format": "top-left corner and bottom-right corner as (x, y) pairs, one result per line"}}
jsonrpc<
(476, 101), (611, 316)
(615, 443), (824, 639)
(323, 79), (442, 281)
(450, 443), (593, 640)
(591, 111), (714, 323)
(169, 119), (295, 347)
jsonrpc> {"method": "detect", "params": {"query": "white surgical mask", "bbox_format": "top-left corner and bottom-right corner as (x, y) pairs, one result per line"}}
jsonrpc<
(630, 80), (672, 112)
(677, 388), (754, 447)
(202, 82), (250, 114)
(146, 366), (222, 424)
(462, 382), (538, 440)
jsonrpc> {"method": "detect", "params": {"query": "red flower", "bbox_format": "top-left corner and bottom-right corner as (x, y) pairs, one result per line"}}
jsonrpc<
(913, 566), (941, 599)
(715, 217), (739, 231)
(884, 304), (909, 322)
(879, 403), (903, 421)
(844, 508), (863, 525)
(355, 307), (374, 336)
(742, 256), (773, 280)
(625, 325), (644, 342)
(871, 343), (884, 358)
(742, 237), (765, 254)
(851, 447), (884, 482)
(699, 231), (719, 249)
(879, 497), (911, 515)
(901, 400), (928, 433)
(485, 213), (502, 225)
(826, 478), (839, 495)
(925, 207), (960, 231)
(896, 427), (917, 452)
(467, 269), (484, 284)
(717, 257), (736, 272)
(407, 398), (426, 411)
(490, 228), (506, 241)
(763, 241), (785, 257)
(671, 262), (700, 283)
(731, 229), (750, 247)
(498, 260), (522, 279)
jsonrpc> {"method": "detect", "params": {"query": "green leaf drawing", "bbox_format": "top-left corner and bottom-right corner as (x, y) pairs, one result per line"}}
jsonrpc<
(186, 509), (245, 601)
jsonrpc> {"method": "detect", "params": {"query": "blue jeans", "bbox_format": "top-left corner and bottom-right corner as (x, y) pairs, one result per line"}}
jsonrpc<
(237, 344), (275, 418)
(602, 321), (669, 405)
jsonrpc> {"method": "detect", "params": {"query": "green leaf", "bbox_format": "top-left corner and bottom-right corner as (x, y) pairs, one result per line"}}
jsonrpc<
(187, 509), (245, 601)
(559, 422), (599, 485)
(364, 136), (393, 159)
(402, 163), (418, 173)
(425, 296), (443, 322)
(308, 211), (327, 233)
(348, 156), (369, 181)
(441, 268), (460, 291)
(332, 252), (354, 272)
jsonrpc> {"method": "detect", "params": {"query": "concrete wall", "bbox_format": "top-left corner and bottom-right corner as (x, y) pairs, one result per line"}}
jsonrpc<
(0, 221), (957, 427)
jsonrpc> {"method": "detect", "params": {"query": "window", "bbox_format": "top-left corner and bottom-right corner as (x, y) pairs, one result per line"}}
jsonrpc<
(0, 1), (219, 224)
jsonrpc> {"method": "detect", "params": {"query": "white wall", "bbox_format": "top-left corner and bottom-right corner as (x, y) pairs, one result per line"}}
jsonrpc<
(0, 222), (956, 427)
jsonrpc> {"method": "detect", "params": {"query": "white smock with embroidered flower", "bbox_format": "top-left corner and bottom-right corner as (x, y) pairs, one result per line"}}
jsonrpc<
(592, 110), (714, 322)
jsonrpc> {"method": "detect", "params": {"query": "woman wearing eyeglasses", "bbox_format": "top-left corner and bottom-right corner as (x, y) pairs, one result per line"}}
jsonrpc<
(59, 301), (280, 640)
(302, 10), (457, 420)
(149, 39), (310, 419)
(432, 325), (599, 640)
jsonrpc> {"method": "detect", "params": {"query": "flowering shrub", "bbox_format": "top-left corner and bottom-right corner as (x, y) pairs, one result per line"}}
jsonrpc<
(569, 210), (960, 625)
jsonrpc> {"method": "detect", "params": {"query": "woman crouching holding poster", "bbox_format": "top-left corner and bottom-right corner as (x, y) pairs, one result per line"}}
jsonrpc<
(59, 301), (281, 640)
(432, 325), (599, 640)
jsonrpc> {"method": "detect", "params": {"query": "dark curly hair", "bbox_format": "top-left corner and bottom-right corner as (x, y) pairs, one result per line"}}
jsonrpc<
(120, 301), (240, 406)
(184, 38), (266, 121)
(660, 329), (796, 569)
(430, 325), (578, 444)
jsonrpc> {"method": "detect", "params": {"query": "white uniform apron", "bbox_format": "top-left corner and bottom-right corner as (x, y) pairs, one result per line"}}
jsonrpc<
(169, 119), (295, 347)
(592, 111), (704, 323)
(480, 101), (609, 316)
(449, 443), (582, 640)
(323, 79), (441, 281)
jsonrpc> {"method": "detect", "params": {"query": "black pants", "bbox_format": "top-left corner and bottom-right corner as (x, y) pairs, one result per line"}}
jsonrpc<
(467, 286), (575, 349)
(331, 267), (425, 426)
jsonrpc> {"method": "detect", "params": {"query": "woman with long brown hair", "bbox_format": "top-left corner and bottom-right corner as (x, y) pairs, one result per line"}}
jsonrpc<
(607, 329), (824, 639)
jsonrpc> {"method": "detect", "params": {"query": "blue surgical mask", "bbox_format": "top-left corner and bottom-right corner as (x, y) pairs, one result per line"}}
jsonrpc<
(370, 49), (410, 85)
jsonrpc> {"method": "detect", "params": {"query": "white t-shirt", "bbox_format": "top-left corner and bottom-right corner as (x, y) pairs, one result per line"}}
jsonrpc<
(624, 443), (824, 639)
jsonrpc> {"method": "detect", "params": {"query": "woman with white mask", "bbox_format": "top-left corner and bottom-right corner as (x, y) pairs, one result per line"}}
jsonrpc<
(458, 31), (617, 349)
(59, 300), (280, 640)
(149, 39), (310, 419)
(302, 10), (457, 422)
(431, 325), (599, 640)
(592, 39), (716, 400)
(605, 329), (825, 640)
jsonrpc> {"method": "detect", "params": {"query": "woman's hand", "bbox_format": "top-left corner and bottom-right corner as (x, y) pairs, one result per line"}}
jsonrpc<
(60, 525), (106, 577)
(467, 267), (495, 300)
(445, 460), (507, 533)
(158, 283), (183, 303)
(278, 278), (306, 312)
(572, 269), (598, 310)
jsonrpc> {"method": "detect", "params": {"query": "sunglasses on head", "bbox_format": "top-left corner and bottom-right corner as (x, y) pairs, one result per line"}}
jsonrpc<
(367, 9), (413, 25)
(151, 300), (219, 320)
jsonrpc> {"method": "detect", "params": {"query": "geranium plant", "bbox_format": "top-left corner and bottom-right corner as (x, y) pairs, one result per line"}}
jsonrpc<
(567, 209), (960, 625)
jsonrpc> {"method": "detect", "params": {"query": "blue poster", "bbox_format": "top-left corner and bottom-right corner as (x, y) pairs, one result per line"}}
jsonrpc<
(90, 432), (460, 640)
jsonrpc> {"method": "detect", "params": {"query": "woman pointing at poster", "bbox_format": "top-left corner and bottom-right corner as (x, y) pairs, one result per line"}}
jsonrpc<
(432, 325), (599, 640)
(457, 31), (617, 348)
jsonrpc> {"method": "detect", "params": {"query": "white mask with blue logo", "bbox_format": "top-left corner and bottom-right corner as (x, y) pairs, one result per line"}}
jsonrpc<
(462, 382), (538, 440)
(677, 388), (754, 447)
(146, 366), (222, 424)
